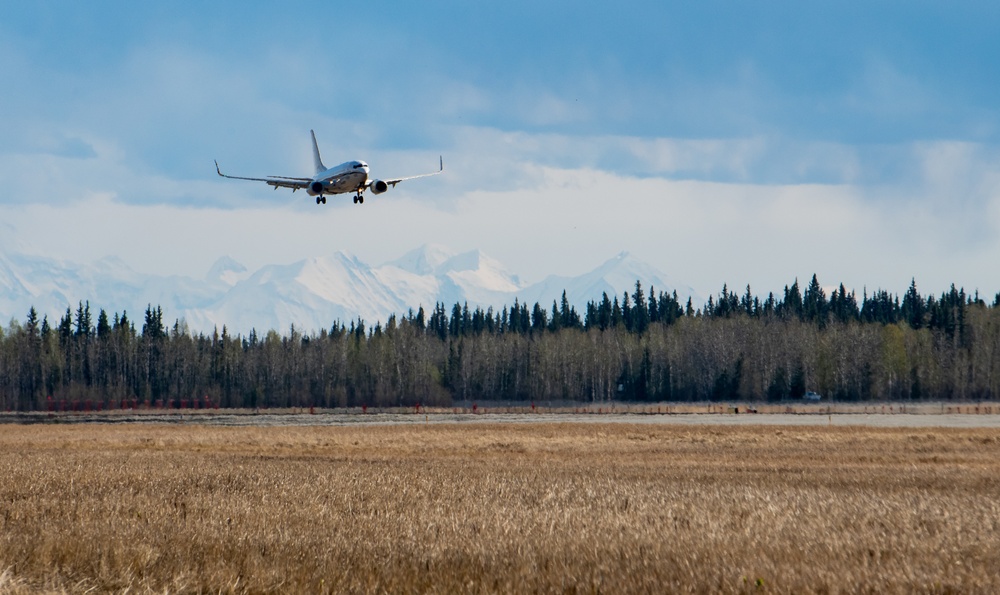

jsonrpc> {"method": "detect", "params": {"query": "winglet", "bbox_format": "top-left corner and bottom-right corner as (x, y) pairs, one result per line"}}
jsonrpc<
(215, 160), (223, 176)
(440, 155), (444, 171)
(310, 130), (327, 174)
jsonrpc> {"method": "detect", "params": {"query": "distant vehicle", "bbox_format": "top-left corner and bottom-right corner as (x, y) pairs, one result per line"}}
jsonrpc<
(215, 130), (443, 205)
(804, 391), (822, 401)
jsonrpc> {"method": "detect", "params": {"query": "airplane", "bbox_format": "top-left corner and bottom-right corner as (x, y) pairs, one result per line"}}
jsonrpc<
(215, 130), (443, 205)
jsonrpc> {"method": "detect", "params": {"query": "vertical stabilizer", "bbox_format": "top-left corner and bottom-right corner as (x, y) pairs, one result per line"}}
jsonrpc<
(310, 130), (327, 174)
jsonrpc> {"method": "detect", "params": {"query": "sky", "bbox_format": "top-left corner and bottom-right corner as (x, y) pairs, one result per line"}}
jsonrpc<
(2, 1), (1000, 300)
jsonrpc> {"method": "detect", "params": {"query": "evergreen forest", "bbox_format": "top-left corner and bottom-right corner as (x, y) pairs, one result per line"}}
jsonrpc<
(2, 275), (1000, 411)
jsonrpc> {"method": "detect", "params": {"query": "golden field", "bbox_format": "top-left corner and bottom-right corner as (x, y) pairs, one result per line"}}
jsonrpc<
(1, 421), (999, 593)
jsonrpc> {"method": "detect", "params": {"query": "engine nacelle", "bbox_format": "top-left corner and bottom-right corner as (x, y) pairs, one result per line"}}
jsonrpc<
(309, 181), (325, 195)
(369, 180), (389, 195)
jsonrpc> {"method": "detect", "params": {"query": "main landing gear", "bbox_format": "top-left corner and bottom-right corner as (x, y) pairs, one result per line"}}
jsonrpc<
(313, 193), (363, 205)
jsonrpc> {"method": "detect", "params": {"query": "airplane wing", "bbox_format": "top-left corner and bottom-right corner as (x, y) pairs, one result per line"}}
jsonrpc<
(215, 161), (312, 191)
(374, 156), (444, 189)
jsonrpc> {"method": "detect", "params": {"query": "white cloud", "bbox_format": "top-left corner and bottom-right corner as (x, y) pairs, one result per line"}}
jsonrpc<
(5, 144), (999, 302)
(3, 36), (999, 300)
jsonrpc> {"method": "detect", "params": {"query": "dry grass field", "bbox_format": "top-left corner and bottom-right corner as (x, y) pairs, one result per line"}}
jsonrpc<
(1, 422), (999, 593)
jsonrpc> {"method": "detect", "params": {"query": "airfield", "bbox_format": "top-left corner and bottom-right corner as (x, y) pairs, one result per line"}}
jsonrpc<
(4, 401), (1000, 429)
(2, 406), (999, 593)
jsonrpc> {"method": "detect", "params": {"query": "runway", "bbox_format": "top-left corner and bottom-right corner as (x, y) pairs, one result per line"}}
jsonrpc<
(4, 410), (1000, 428)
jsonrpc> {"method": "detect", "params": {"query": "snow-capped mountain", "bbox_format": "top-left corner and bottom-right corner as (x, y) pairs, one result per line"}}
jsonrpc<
(514, 251), (699, 311)
(388, 244), (456, 276)
(185, 253), (411, 333)
(0, 252), (221, 326)
(205, 256), (249, 288)
(0, 245), (699, 335)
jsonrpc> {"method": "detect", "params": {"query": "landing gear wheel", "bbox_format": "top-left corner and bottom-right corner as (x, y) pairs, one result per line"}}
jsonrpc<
(321, 196), (327, 204)
(358, 196), (364, 204)
(353, 196), (358, 204)
(316, 196), (321, 205)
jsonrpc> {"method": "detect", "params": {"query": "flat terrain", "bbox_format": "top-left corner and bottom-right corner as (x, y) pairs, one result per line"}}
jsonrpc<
(5, 401), (1000, 429)
(1, 422), (999, 593)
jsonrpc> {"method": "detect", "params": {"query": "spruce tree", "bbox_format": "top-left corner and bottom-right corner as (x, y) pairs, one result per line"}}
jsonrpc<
(97, 309), (111, 338)
(648, 286), (659, 323)
(26, 307), (39, 337)
(58, 308), (72, 344)
(599, 292), (613, 330)
(622, 292), (633, 331)
(75, 301), (93, 338)
(560, 291), (571, 327)
(631, 281), (649, 333)
(741, 285), (755, 317)
(549, 300), (562, 332)
(781, 280), (803, 320)
(901, 278), (925, 329)
(611, 296), (623, 328)
(803, 274), (826, 324)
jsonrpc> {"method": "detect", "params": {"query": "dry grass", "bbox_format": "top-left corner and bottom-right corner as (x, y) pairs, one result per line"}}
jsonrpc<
(1, 422), (998, 593)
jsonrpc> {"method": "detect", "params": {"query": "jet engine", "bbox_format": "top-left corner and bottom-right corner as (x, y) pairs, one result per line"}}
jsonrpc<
(369, 180), (389, 195)
(309, 181), (325, 195)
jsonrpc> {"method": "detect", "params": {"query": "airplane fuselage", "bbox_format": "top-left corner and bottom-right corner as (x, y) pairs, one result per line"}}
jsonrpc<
(307, 161), (370, 197)
(215, 130), (441, 206)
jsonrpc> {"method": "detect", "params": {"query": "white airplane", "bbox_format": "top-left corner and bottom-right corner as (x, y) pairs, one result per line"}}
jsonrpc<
(215, 130), (443, 205)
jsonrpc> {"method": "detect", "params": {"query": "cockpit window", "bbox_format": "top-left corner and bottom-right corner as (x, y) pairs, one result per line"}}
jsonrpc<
(354, 163), (366, 169)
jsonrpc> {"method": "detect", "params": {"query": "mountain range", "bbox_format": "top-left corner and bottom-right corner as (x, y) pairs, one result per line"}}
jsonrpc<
(0, 245), (699, 335)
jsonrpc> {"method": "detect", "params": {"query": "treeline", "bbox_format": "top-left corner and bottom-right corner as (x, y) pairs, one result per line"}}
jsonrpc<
(2, 275), (1000, 411)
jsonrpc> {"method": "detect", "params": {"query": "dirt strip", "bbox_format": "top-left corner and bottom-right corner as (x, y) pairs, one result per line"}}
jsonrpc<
(4, 410), (1000, 428)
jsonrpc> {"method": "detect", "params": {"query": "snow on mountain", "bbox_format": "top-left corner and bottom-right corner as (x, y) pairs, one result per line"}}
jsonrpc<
(389, 244), (457, 276)
(0, 252), (225, 326)
(515, 252), (701, 311)
(371, 265), (439, 313)
(0, 245), (698, 334)
(1, 252), (146, 324)
(375, 245), (524, 314)
(205, 256), (249, 288)
(0, 253), (35, 300)
(186, 252), (408, 334)
(433, 249), (523, 307)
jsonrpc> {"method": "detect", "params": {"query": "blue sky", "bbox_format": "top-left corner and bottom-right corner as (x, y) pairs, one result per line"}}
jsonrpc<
(2, 1), (999, 299)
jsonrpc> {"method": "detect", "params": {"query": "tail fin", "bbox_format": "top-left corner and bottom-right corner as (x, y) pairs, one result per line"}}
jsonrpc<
(310, 130), (327, 174)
